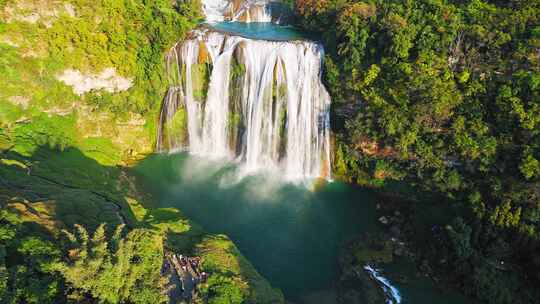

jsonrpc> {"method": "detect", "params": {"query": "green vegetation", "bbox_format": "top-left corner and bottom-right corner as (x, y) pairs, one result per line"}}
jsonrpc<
(165, 107), (189, 144)
(231, 57), (246, 81)
(0, 0), (284, 303)
(57, 224), (165, 304)
(9, 0), (539, 302)
(351, 235), (394, 264)
(0, 0), (202, 159)
(227, 112), (242, 129)
(228, 56), (246, 153)
(192, 63), (212, 102)
(197, 235), (284, 304)
(294, 0), (540, 303)
(1, 127), (284, 303)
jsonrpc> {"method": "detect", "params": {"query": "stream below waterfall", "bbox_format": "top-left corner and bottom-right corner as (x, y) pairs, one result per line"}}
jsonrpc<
(134, 153), (475, 304)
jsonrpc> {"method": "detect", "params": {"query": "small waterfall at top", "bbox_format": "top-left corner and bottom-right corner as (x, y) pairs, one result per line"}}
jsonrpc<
(157, 0), (332, 180)
(202, 0), (272, 23)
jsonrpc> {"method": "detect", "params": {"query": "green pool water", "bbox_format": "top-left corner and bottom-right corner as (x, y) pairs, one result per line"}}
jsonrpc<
(133, 153), (474, 303)
(208, 22), (313, 41)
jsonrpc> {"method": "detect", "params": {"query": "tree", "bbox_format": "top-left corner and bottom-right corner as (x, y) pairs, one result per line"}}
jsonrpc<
(447, 217), (473, 261)
(0, 210), (63, 304)
(57, 224), (167, 304)
(520, 154), (540, 180)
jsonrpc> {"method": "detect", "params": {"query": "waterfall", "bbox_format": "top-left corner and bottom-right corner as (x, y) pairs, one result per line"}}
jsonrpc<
(158, 28), (332, 180)
(158, 0), (331, 180)
(202, 0), (272, 23)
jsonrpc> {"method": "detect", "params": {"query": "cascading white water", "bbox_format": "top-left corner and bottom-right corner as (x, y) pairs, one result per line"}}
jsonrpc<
(364, 265), (402, 304)
(158, 0), (331, 180)
(158, 29), (332, 180)
(202, 0), (272, 23)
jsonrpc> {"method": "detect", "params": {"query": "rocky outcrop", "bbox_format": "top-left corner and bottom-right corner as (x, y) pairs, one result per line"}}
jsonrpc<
(3, 1), (76, 27)
(57, 68), (133, 96)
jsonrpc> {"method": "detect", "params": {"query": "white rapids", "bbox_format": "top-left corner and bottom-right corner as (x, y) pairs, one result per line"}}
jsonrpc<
(364, 265), (403, 304)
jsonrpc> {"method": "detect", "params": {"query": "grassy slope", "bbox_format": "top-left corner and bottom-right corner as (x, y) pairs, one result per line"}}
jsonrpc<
(0, 0), (283, 302)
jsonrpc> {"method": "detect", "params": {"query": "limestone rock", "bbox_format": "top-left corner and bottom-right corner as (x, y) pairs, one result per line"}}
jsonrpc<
(57, 68), (133, 96)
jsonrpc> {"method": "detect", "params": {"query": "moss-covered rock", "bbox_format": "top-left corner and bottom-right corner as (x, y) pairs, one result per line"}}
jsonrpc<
(163, 106), (188, 148)
(228, 53), (246, 155)
(192, 62), (211, 102)
(197, 235), (285, 304)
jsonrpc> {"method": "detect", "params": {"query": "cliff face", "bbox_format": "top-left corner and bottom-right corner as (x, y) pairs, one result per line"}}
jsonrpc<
(0, 0), (201, 161)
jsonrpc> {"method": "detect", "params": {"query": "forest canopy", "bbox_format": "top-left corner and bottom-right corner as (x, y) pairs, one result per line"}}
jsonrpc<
(294, 0), (540, 303)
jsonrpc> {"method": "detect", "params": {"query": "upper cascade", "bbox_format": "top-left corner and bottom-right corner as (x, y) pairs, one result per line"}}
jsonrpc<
(158, 28), (332, 180)
(202, 0), (288, 23)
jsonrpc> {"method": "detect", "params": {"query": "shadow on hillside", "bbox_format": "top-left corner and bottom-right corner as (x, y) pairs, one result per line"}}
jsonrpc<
(0, 144), (144, 233)
(0, 143), (228, 259)
(1, 144), (287, 301)
(1, 144), (219, 251)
